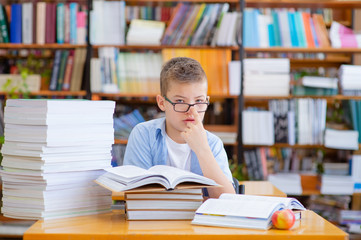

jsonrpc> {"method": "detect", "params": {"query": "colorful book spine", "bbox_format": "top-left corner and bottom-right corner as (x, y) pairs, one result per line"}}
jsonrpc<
(56, 3), (65, 44)
(10, 4), (22, 43)
(69, 2), (78, 44)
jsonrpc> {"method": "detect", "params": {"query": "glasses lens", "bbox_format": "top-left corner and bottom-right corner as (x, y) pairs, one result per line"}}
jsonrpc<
(195, 103), (208, 112)
(174, 104), (190, 112)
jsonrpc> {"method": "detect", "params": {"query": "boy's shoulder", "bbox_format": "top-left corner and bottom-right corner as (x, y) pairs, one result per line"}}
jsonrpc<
(133, 117), (165, 133)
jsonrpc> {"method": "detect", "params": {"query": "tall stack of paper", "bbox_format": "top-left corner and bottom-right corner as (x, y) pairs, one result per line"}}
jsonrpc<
(0, 99), (115, 220)
(339, 65), (361, 96)
(268, 173), (303, 195)
(242, 110), (274, 145)
(125, 189), (203, 220)
(243, 58), (290, 96)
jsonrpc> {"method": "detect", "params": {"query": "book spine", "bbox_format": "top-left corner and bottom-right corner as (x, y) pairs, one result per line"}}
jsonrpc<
(10, 4), (22, 43)
(49, 50), (62, 91)
(0, 4), (9, 43)
(56, 3), (65, 44)
(69, 2), (78, 44)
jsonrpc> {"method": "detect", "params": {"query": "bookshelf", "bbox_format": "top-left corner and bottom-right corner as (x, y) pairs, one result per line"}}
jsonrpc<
(239, 0), (361, 232)
(0, 0), (90, 99)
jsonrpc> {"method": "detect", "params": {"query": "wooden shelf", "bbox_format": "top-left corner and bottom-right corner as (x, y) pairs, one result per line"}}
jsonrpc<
(290, 58), (351, 68)
(0, 91), (87, 97)
(92, 45), (361, 53)
(120, 0), (361, 7)
(92, 93), (238, 99)
(114, 139), (128, 145)
(244, 143), (325, 148)
(245, 47), (361, 53)
(245, 0), (361, 8)
(92, 45), (239, 50)
(0, 44), (87, 49)
(244, 95), (361, 101)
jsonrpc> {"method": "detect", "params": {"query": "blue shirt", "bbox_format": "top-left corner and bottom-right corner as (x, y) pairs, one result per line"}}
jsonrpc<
(123, 117), (233, 183)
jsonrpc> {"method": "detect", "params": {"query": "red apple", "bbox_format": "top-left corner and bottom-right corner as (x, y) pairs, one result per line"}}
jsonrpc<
(271, 209), (296, 230)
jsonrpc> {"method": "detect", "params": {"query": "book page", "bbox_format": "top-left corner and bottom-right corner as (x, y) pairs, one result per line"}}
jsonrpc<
(196, 198), (283, 219)
(105, 165), (156, 182)
(148, 165), (217, 188)
(220, 193), (305, 210)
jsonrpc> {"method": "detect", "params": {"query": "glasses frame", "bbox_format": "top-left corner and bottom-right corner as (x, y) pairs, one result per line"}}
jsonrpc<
(164, 96), (210, 113)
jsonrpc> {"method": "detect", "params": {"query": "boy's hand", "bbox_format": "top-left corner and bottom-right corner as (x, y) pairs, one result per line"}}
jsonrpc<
(181, 107), (209, 154)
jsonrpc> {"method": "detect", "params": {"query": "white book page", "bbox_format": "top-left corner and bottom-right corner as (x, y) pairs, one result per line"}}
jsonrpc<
(196, 198), (282, 219)
(220, 193), (305, 210)
(148, 165), (217, 188)
(105, 165), (156, 182)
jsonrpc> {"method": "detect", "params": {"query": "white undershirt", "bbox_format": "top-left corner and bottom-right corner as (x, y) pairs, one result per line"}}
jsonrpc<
(165, 134), (191, 171)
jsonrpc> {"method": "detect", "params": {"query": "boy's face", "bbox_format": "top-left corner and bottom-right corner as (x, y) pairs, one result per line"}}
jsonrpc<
(157, 80), (208, 143)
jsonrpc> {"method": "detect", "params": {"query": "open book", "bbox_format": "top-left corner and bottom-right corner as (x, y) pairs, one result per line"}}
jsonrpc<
(192, 193), (306, 230)
(95, 165), (218, 192)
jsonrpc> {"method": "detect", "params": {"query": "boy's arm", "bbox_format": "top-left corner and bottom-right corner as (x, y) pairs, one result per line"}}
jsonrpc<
(123, 124), (153, 169)
(181, 108), (236, 198)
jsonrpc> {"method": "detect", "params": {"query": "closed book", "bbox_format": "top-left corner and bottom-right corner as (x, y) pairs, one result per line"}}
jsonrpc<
(49, 50), (62, 91)
(45, 3), (56, 43)
(10, 4), (22, 43)
(56, 50), (70, 90)
(0, 4), (9, 43)
(192, 193), (305, 230)
(22, 2), (33, 44)
(36, 2), (46, 44)
(62, 50), (74, 91)
(70, 48), (87, 91)
(69, 3), (78, 44)
(127, 210), (196, 220)
(56, 3), (65, 44)
(126, 199), (202, 210)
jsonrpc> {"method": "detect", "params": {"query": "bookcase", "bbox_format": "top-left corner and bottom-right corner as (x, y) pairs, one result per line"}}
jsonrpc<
(0, 0), (91, 100)
(238, 0), (361, 233)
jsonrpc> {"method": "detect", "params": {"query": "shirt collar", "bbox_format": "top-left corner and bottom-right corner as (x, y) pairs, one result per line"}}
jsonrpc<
(155, 117), (166, 139)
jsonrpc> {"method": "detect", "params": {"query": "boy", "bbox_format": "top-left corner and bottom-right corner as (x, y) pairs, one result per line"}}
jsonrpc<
(123, 57), (235, 198)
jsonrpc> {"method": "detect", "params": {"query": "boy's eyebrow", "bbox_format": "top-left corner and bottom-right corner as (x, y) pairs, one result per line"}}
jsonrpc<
(173, 95), (206, 98)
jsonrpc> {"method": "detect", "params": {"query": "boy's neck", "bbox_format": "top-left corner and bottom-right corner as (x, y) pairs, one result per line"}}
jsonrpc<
(165, 128), (186, 144)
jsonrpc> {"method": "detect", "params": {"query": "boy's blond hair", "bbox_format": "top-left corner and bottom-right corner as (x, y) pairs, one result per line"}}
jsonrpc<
(160, 57), (207, 96)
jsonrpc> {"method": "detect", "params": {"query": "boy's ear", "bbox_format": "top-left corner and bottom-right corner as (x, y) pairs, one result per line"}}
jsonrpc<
(156, 95), (166, 111)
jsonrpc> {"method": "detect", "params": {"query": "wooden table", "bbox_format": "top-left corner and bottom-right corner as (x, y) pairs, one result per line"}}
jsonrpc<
(240, 181), (287, 197)
(23, 210), (348, 240)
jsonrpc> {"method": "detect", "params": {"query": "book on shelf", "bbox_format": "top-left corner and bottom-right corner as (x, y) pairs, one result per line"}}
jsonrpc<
(126, 19), (165, 46)
(95, 165), (218, 192)
(324, 128), (359, 150)
(191, 193), (305, 230)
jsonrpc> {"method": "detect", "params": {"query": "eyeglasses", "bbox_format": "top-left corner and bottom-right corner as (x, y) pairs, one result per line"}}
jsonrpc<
(164, 96), (209, 113)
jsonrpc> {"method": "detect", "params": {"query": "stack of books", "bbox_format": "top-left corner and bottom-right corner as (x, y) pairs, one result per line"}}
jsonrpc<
(0, 99), (115, 220)
(243, 58), (290, 97)
(95, 165), (218, 220)
(125, 189), (203, 220)
(320, 175), (355, 195)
